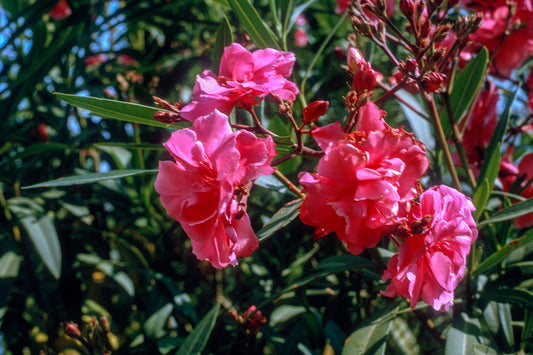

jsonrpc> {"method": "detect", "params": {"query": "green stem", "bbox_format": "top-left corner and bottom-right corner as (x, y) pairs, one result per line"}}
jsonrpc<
(273, 170), (304, 198)
(423, 93), (462, 191)
(442, 93), (477, 189)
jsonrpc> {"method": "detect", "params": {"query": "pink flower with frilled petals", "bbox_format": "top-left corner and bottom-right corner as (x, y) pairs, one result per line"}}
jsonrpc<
(462, 2), (533, 75)
(382, 185), (478, 311)
(155, 111), (276, 268)
(181, 43), (298, 121)
(298, 105), (429, 254)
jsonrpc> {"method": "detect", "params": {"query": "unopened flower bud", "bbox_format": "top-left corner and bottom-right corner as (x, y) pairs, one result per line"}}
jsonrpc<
(405, 58), (418, 74)
(399, 0), (415, 19)
(346, 47), (365, 75)
(302, 100), (329, 124)
(421, 72), (446, 92)
(154, 111), (182, 123)
(65, 323), (81, 337)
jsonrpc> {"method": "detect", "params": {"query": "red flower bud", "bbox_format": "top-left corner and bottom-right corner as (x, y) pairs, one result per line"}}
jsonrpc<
(48, 0), (72, 20)
(421, 72), (446, 92)
(65, 323), (81, 337)
(399, 0), (415, 19)
(302, 100), (329, 124)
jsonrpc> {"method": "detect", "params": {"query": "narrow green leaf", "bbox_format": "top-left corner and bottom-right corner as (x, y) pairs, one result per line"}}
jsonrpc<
(259, 254), (374, 308)
(478, 198), (533, 227)
(473, 179), (490, 220)
(0, 252), (22, 278)
(482, 288), (533, 312)
(325, 320), (347, 355)
(270, 305), (307, 326)
(257, 199), (302, 241)
(94, 142), (165, 151)
(445, 313), (483, 355)
(342, 307), (397, 355)
(227, 0), (280, 49)
(472, 233), (533, 277)
(442, 47), (488, 136)
(21, 215), (62, 279)
(483, 302), (514, 350)
(472, 344), (499, 355)
(477, 86), (519, 188)
(521, 310), (533, 351)
(22, 169), (158, 189)
(212, 16), (234, 74)
(54, 92), (190, 129)
(145, 303), (174, 339)
(176, 303), (221, 355)
(286, 0), (318, 35)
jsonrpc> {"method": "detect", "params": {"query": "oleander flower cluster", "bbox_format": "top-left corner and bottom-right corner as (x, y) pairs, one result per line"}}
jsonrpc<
(154, 36), (481, 311)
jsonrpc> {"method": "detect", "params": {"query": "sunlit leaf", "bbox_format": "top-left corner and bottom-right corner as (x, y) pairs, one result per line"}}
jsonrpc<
(176, 303), (220, 355)
(472, 344), (499, 355)
(342, 306), (398, 355)
(483, 302), (514, 350)
(145, 303), (174, 339)
(478, 198), (533, 227)
(22, 169), (158, 189)
(21, 215), (62, 279)
(472, 233), (533, 276)
(442, 47), (489, 136)
(54, 92), (190, 129)
(257, 199), (302, 241)
(227, 0), (280, 49)
(445, 313), (484, 355)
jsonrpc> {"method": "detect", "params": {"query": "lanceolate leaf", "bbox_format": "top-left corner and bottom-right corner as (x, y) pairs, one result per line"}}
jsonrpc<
(476, 86), (518, 189)
(259, 255), (374, 308)
(482, 288), (533, 313)
(227, 0), (280, 49)
(176, 303), (221, 355)
(478, 198), (533, 227)
(22, 169), (158, 189)
(21, 215), (62, 279)
(257, 199), (302, 241)
(342, 305), (398, 355)
(472, 233), (533, 277)
(442, 47), (489, 137)
(54, 93), (190, 129)
(445, 313), (483, 355)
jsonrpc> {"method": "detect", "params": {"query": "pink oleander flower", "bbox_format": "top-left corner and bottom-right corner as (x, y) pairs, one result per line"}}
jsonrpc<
(294, 28), (309, 47)
(382, 185), (478, 312)
(155, 110), (276, 268)
(463, 3), (533, 75)
(298, 103), (429, 254)
(48, 0), (72, 20)
(181, 43), (298, 121)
